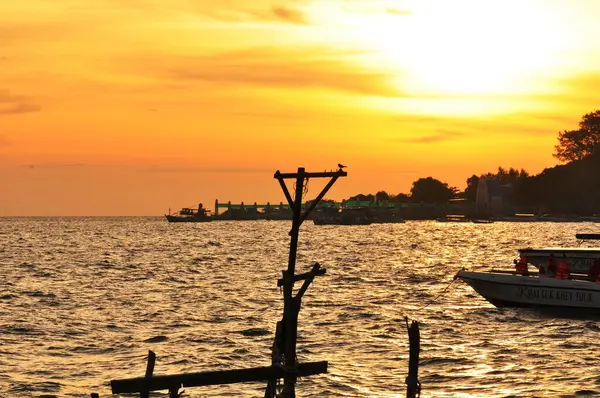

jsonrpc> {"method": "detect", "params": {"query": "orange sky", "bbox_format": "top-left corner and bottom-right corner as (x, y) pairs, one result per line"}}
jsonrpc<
(3, 0), (600, 216)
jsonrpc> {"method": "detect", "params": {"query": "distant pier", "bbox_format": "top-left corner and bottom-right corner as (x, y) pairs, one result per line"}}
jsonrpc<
(169, 199), (600, 222)
(213, 199), (401, 221)
(214, 200), (292, 220)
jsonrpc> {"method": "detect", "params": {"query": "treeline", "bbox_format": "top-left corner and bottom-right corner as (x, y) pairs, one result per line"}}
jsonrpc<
(347, 109), (600, 216)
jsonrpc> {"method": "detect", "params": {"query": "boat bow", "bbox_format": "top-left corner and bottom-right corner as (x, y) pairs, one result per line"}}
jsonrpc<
(456, 269), (600, 314)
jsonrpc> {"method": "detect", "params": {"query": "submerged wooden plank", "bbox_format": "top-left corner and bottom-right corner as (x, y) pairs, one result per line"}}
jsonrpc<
(111, 361), (327, 394)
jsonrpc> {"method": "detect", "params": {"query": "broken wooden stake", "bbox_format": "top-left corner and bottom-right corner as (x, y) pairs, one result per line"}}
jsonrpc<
(405, 317), (421, 398)
(141, 350), (156, 398)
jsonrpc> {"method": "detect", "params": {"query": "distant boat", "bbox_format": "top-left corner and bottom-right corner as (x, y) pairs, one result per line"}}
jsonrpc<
(437, 215), (470, 223)
(313, 216), (372, 225)
(165, 203), (212, 223)
(313, 208), (372, 225)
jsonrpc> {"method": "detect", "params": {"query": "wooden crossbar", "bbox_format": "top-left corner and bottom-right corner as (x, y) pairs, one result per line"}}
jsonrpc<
(111, 361), (328, 394)
(274, 170), (347, 179)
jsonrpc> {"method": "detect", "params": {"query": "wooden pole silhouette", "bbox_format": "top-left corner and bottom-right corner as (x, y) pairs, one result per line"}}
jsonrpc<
(267, 167), (346, 397)
(106, 166), (346, 398)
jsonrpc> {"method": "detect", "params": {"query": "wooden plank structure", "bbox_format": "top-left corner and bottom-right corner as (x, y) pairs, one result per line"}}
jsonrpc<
(101, 166), (347, 398)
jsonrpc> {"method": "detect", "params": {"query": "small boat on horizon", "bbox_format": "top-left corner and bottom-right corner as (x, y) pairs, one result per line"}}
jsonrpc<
(437, 214), (470, 223)
(471, 219), (494, 224)
(313, 207), (372, 226)
(165, 203), (213, 223)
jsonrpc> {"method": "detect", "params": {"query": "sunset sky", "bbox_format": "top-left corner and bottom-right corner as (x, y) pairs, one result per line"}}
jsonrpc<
(3, 0), (600, 216)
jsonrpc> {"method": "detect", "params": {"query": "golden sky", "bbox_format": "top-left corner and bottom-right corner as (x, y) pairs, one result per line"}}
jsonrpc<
(2, 0), (600, 215)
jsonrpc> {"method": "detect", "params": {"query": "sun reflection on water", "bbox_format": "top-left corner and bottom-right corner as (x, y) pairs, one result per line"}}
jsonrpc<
(1, 218), (600, 396)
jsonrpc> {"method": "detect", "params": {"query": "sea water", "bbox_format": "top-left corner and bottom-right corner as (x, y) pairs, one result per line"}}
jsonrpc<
(1, 218), (600, 397)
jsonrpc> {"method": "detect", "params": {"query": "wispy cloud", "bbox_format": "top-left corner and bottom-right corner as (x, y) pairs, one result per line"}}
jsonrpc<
(387, 112), (562, 143)
(380, 168), (420, 174)
(0, 22), (71, 45)
(270, 5), (308, 24)
(201, 3), (310, 24)
(143, 165), (273, 173)
(103, 0), (312, 24)
(399, 129), (466, 144)
(19, 163), (96, 169)
(0, 90), (41, 115)
(554, 73), (600, 104)
(230, 111), (319, 120)
(135, 46), (400, 97)
(386, 8), (411, 15)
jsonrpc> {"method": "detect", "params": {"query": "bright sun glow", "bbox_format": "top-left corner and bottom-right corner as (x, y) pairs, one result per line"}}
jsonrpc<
(326, 0), (573, 97)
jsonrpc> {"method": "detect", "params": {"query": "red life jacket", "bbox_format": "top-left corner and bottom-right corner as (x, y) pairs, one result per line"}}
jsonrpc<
(515, 256), (528, 275)
(555, 260), (570, 279)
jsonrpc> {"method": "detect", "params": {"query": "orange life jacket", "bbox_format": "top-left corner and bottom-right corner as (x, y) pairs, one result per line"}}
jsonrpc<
(555, 260), (570, 279)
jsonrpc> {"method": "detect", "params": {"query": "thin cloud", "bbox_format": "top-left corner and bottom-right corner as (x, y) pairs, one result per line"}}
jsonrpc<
(19, 163), (96, 169)
(143, 165), (274, 173)
(389, 113), (559, 143)
(387, 8), (411, 15)
(380, 168), (420, 174)
(0, 91), (41, 115)
(231, 111), (319, 120)
(0, 20), (88, 46)
(399, 129), (466, 144)
(338, 0), (413, 15)
(270, 5), (308, 24)
(144, 46), (401, 97)
(170, 1), (310, 24)
(553, 73), (600, 104)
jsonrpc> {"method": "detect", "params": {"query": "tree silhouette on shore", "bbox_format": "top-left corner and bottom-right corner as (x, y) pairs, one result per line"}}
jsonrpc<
(342, 109), (600, 215)
(555, 110), (600, 163)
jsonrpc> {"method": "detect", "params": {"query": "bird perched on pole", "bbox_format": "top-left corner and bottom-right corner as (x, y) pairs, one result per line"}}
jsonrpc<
(338, 163), (347, 169)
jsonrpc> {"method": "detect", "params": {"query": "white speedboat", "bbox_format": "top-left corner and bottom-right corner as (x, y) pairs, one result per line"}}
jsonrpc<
(518, 234), (600, 274)
(456, 269), (600, 315)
